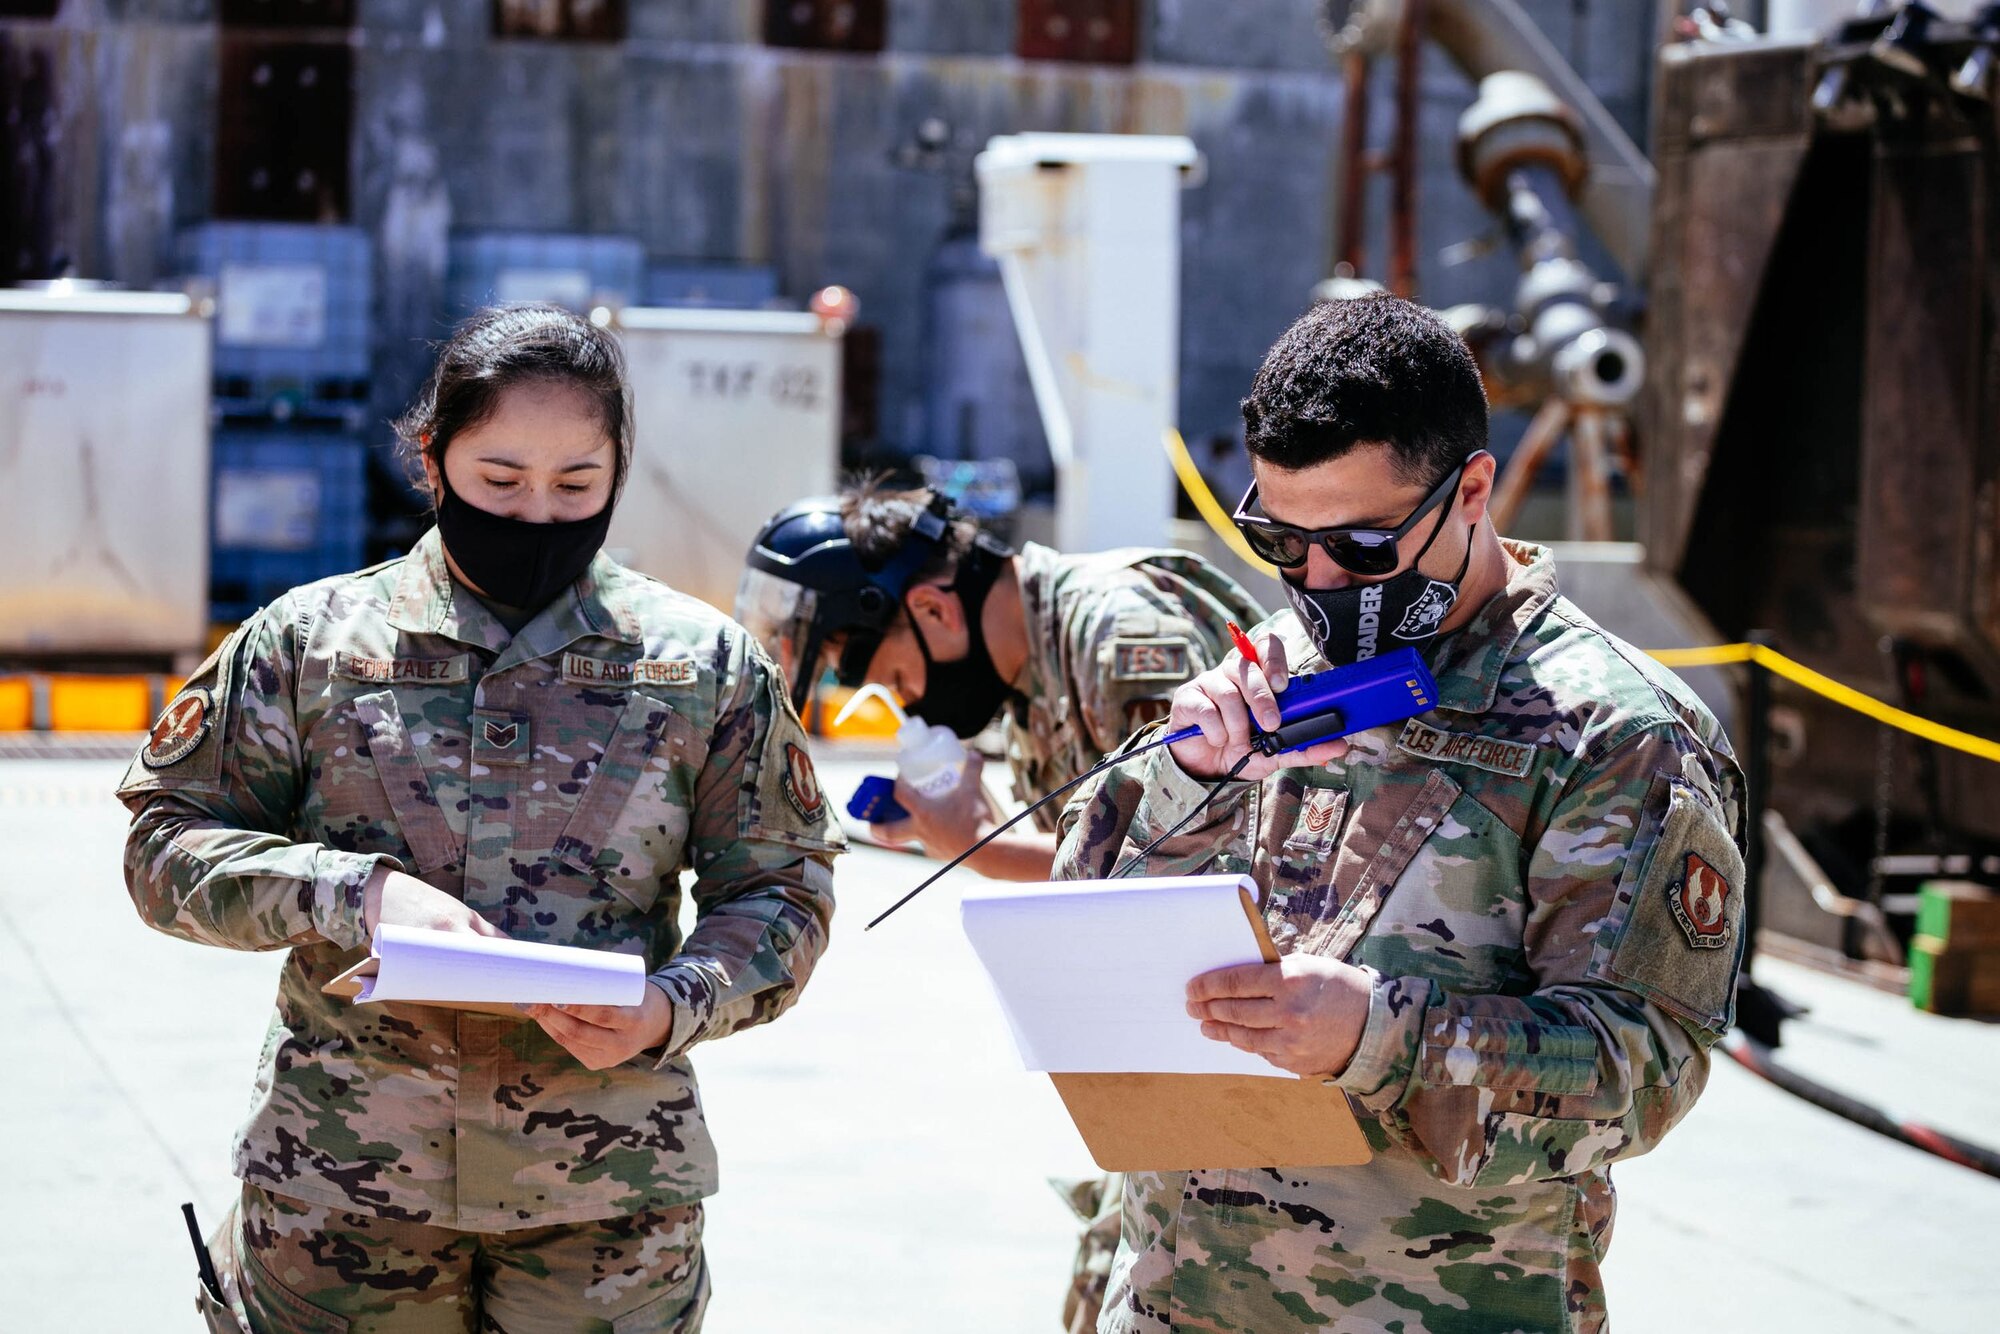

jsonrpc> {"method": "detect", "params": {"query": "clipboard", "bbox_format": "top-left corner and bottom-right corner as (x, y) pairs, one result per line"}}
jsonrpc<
(960, 875), (1373, 1173)
(1048, 884), (1371, 1171)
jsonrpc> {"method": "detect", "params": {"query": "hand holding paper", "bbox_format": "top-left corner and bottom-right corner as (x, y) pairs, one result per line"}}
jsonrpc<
(1185, 953), (1373, 1078)
(523, 991), (675, 1071)
(959, 874), (1298, 1078)
(362, 865), (505, 941)
(958, 874), (1371, 1171)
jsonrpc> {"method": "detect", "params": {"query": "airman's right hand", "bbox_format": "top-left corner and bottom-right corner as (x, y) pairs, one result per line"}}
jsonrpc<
(1165, 627), (1349, 782)
(362, 865), (505, 940)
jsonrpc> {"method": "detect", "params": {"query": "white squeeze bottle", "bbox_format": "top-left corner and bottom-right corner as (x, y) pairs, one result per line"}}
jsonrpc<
(895, 715), (967, 798)
(835, 684), (967, 799)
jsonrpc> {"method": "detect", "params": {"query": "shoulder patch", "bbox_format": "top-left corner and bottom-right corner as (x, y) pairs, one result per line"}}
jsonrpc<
(1396, 719), (1536, 778)
(1596, 777), (1746, 1035)
(141, 688), (214, 769)
(780, 742), (825, 821)
(1111, 639), (1191, 682)
(1668, 851), (1733, 949)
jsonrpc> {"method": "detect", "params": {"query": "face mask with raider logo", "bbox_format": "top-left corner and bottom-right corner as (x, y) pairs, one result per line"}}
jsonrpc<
(1281, 502), (1475, 668)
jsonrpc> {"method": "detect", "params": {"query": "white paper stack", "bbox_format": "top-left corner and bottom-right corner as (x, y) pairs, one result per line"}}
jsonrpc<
(959, 874), (1294, 1079)
(354, 925), (650, 1007)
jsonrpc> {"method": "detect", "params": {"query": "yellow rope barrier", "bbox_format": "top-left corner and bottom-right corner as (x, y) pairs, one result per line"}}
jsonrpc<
(1163, 427), (1279, 576)
(1649, 643), (2000, 765)
(1647, 644), (1756, 669)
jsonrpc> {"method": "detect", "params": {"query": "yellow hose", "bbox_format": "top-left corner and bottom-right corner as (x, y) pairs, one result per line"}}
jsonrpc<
(1162, 427), (1278, 576)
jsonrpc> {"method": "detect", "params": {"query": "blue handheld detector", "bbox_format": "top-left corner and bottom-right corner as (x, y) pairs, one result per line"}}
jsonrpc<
(847, 774), (909, 824)
(1162, 645), (1438, 756)
(864, 647), (1439, 930)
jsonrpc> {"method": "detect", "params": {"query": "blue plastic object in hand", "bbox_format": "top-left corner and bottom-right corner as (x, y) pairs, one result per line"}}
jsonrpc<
(847, 774), (909, 824)
(1162, 646), (1440, 757)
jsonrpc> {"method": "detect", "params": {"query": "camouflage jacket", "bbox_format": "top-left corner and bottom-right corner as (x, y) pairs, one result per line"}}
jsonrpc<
(1055, 541), (1746, 1334)
(1007, 542), (1266, 829)
(118, 530), (842, 1233)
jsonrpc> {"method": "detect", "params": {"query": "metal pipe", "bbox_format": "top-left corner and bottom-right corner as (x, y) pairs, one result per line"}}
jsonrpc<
(1424, 0), (1657, 280)
(1336, 49), (1375, 278)
(1390, 0), (1427, 296)
(1489, 396), (1570, 534)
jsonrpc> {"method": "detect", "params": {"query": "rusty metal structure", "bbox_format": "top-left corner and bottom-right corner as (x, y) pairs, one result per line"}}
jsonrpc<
(1326, 1), (2000, 955)
(1643, 8), (2000, 934)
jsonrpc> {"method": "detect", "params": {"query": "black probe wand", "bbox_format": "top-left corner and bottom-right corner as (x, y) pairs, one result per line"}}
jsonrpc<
(861, 644), (1440, 930)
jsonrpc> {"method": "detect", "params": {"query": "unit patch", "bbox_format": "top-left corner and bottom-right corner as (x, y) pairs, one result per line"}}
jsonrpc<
(780, 742), (825, 821)
(1111, 639), (1191, 682)
(334, 653), (469, 685)
(1396, 719), (1535, 778)
(1668, 851), (1733, 949)
(562, 653), (698, 687)
(141, 688), (213, 769)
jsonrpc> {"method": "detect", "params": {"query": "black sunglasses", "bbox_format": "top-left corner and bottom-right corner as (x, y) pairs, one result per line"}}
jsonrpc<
(1232, 455), (1477, 576)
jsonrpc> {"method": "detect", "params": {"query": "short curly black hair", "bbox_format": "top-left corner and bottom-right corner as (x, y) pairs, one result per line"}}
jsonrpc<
(1241, 295), (1487, 486)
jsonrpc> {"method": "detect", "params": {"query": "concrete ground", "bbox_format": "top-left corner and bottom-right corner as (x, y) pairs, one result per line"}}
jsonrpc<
(2, 746), (1995, 1332)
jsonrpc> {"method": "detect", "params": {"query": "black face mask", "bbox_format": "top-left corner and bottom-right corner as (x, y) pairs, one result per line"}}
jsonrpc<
(903, 555), (1019, 739)
(435, 473), (614, 613)
(1282, 490), (1474, 668)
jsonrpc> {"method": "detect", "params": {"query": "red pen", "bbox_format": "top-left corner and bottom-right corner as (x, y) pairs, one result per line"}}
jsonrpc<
(1227, 621), (1261, 666)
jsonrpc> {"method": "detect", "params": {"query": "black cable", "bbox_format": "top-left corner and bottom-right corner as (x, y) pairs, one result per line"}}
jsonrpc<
(1722, 1033), (2000, 1180)
(864, 729), (1185, 930)
(1107, 752), (1256, 879)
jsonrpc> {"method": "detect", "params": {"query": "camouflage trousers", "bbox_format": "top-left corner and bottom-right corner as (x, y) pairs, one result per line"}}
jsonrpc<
(197, 1183), (709, 1334)
(1054, 1173), (1124, 1333)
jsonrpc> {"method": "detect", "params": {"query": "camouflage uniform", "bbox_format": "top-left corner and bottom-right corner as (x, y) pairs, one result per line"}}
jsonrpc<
(119, 529), (840, 1328)
(1006, 541), (1267, 833)
(204, 1182), (708, 1333)
(1055, 541), (1746, 1334)
(1001, 542), (1266, 1330)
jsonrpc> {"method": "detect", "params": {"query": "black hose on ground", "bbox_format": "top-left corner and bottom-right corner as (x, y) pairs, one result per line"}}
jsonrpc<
(1721, 1032), (2000, 1181)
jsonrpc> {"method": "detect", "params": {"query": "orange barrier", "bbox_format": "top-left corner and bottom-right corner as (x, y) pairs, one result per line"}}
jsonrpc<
(0, 679), (30, 732)
(806, 685), (903, 741)
(0, 674), (177, 733)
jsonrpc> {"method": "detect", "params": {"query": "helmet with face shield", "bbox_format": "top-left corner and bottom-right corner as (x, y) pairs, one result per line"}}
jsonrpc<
(736, 496), (950, 712)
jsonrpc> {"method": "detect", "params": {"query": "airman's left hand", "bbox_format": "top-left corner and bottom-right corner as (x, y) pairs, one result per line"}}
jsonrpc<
(1185, 954), (1374, 1077)
(872, 752), (992, 859)
(524, 982), (677, 1071)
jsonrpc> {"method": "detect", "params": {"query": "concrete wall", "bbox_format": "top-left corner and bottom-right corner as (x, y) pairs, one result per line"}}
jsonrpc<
(1, 0), (1657, 488)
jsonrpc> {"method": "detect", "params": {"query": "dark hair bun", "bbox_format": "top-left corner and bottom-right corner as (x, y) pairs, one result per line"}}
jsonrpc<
(395, 304), (633, 502)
